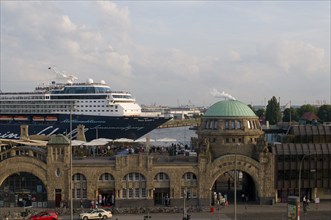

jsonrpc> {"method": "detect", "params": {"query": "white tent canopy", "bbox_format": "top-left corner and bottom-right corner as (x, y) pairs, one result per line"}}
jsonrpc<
(114, 138), (134, 143)
(134, 137), (156, 143)
(71, 140), (86, 146)
(156, 138), (177, 142)
(84, 139), (109, 146)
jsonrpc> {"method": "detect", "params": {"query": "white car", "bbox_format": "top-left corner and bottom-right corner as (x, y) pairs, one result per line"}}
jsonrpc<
(79, 209), (112, 220)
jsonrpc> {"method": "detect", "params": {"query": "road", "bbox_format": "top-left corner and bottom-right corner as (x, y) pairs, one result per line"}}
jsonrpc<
(59, 203), (331, 220)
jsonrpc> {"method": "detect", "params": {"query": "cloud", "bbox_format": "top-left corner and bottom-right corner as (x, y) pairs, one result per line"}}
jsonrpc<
(257, 40), (327, 74)
(1, 1), (330, 106)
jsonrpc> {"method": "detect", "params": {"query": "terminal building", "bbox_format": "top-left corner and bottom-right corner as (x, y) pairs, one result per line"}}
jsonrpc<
(0, 99), (330, 208)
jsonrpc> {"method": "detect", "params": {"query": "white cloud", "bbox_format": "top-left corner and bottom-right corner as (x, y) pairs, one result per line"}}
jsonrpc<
(257, 40), (326, 74)
(1, 1), (330, 106)
(61, 15), (77, 32)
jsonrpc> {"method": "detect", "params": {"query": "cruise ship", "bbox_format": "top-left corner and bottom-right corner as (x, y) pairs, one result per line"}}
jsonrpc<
(0, 67), (172, 141)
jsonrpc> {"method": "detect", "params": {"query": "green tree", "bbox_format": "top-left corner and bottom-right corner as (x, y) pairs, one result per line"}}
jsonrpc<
(282, 107), (298, 122)
(265, 96), (281, 125)
(317, 105), (331, 122)
(297, 104), (317, 118)
(255, 108), (265, 118)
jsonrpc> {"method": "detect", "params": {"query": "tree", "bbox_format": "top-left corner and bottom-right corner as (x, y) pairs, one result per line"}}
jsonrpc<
(317, 105), (331, 122)
(282, 107), (298, 122)
(256, 108), (265, 118)
(297, 104), (317, 119)
(265, 96), (281, 125)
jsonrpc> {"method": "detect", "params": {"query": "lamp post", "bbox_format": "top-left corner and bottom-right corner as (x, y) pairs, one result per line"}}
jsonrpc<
(298, 154), (310, 204)
(234, 144), (239, 220)
(70, 107), (73, 220)
(183, 189), (186, 220)
(218, 192), (221, 220)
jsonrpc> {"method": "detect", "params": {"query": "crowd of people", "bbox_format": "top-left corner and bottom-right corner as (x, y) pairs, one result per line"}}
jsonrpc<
(72, 142), (196, 158)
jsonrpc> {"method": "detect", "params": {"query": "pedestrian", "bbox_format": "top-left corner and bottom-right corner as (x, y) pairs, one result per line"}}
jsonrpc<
(80, 199), (83, 208)
(315, 196), (320, 210)
(241, 193), (245, 202)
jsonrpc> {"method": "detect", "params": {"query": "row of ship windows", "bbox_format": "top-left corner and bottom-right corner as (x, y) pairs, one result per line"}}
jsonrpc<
(77, 100), (107, 103)
(76, 105), (117, 108)
(205, 120), (260, 130)
(0, 109), (118, 113)
(0, 96), (47, 100)
(1, 105), (115, 109)
(0, 99), (106, 103)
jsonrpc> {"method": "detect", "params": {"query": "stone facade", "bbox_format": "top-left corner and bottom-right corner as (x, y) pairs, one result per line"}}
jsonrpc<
(0, 99), (277, 208)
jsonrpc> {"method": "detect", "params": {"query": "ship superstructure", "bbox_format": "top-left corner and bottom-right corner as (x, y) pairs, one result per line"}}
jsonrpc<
(0, 68), (171, 140)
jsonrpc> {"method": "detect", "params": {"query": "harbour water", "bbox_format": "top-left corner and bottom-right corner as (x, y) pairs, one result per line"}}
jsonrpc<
(140, 126), (198, 146)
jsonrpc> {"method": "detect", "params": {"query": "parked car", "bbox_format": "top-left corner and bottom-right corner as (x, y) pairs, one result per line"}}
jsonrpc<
(79, 209), (112, 220)
(28, 211), (58, 220)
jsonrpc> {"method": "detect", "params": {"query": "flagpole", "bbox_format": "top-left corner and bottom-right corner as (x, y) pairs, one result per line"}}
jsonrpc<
(289, 101), (292, 126)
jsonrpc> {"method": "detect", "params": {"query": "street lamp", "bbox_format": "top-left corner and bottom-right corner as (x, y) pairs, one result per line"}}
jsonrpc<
(69, 106), (73, 220)
(183, 189), (186, 220)
(298, 154), (312, 204)
(234, 143), (239, 220)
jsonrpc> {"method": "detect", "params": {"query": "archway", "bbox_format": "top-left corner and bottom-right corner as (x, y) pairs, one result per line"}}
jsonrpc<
(98, 173), (115, 207)
(208, 154), (261, 206)
(211, 170), (257, 205)
(0, 172), (47, 207)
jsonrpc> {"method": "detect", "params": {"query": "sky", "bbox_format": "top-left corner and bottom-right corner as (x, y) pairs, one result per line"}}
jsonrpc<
(0, 1), (330, 107)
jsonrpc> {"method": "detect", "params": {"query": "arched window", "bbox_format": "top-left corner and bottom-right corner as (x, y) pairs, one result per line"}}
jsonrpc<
(99, 173), (115, 182)
(154, 172), (170, 181)
(121, 172), (146, 199)
(72, 173), (87, 199)
(181, 172), (198, 199)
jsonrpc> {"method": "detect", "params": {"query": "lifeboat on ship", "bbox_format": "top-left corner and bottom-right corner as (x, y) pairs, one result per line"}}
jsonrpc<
(45, 116), (58, 122)
(13, 116), (29, 121)
(0, 115), (13, 121)
(32, 116), (45, 121)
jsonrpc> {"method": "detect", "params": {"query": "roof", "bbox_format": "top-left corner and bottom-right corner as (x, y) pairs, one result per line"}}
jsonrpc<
(204, 99), (256, 117)
(273, 143), (331, 155)
(301, 112), (320, 121)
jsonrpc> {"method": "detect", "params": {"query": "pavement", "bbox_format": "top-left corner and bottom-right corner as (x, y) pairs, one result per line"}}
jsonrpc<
(58, 202), (331, 220)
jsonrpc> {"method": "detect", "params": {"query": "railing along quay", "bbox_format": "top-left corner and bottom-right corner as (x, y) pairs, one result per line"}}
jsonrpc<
(158, 120), (200, 128)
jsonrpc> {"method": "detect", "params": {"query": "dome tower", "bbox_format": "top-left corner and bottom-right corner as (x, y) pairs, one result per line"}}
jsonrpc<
(197, 99), (264, 159)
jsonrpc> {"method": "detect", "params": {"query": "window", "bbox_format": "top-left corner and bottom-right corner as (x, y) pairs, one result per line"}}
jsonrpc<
(231, 121), (235, 129)
(225, 121), (229, 129)
(122, 189), (127, 198)
(122, 173), (146, 199)
(72, 173), (87, 199)
(237, 121), (241, 129)
(154, 172), (169, 181)
(99, 173), (114, 181)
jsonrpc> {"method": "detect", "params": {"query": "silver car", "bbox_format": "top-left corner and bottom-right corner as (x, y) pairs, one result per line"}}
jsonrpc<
(79, 209), (112, 220)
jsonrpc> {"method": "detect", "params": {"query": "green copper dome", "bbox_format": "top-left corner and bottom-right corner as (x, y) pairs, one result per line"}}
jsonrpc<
(204, 99), (256, 117)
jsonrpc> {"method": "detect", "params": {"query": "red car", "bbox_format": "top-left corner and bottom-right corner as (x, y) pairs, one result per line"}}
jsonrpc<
(29, 211), (58, 220)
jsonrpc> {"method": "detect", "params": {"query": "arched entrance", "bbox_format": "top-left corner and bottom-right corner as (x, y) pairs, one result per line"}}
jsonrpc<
(208, 154), (261, 206)
(0, 172), (47, 207)
(211, 170), (257, 205)
(98, 173), (115, 207)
